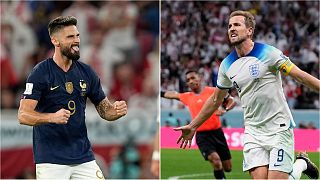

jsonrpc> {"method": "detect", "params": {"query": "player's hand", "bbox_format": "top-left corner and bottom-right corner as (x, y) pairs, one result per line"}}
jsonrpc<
(151, 159), (159, 177)
(222, 96), (236, 111)
(50, 108), (71, 124)
(215, 106), (226, 116)
(112, 101), (127, 119)
(173, 125), (196, 149)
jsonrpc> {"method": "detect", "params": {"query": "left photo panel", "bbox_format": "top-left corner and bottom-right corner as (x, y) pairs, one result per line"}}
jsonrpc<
(1, 1), (159, 179)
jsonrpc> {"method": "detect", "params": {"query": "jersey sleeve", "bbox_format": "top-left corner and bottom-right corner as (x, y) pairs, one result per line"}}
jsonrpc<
(179, 93), (189, 105)
(22, 64), (47, 100)
(217, 63), (233, 89)
(87, 67), (106, 105)
(270, 47), (295, 75)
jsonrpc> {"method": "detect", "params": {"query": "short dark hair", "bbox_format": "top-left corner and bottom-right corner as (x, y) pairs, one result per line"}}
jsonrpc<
(185, 69), (198, 75)
(48, 16), (77, 36)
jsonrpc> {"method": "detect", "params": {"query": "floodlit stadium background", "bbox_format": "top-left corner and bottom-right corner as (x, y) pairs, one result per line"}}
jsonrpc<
(1, 1), (159, 179)
(160, 1), (319, 179)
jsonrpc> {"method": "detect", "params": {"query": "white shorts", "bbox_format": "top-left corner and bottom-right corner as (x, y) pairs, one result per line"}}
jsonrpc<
(242, 128), (294, 173)
(36, 160), (104, 179)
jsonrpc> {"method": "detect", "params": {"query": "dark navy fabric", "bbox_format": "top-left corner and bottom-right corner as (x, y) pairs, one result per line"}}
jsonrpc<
(23, 58), (106, 164)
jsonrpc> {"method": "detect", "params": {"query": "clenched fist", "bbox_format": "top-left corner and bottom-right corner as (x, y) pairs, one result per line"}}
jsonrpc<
(112, 101), (127, 118)
(96, 98), (128, 121)
(50, 108), (71, 124)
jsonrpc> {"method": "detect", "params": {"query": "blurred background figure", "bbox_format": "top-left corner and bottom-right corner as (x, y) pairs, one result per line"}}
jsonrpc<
(0, 1), (159, 179)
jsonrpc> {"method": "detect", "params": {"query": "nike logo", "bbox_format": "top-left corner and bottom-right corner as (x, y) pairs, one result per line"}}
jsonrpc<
(230, 75), (237, 79)
(274, 163), (282, 167)
(50, 85), (60, 90)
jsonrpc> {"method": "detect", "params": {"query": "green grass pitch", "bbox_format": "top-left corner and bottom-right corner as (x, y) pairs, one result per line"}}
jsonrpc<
(161, 149), (320, 179)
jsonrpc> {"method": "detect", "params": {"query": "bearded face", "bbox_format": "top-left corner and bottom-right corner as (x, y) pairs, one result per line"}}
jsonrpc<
(60, 43), (80, 61)
(229, 35), (247, 46)
(52, 25), (81, 61)
(228, 16), (252, 46)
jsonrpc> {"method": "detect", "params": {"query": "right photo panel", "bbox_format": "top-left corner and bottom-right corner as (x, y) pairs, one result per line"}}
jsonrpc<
(160, 1), (319, 179)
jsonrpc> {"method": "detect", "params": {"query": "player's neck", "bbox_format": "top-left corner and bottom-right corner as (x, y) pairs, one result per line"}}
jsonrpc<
(234, 39), (254, 57)
(53, 52), (73, 72)
(192, 86), (202, 94)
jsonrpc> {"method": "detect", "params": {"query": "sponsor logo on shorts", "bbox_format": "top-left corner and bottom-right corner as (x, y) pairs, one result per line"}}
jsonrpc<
(96, 170), (104, 179)
(273, 163), (282, 167)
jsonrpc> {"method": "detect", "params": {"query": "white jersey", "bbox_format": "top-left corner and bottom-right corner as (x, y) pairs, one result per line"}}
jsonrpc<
(217, 42), (295, 135)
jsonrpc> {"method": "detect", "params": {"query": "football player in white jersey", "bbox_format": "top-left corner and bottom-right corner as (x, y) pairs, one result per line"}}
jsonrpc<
(174, 10), (319, 179)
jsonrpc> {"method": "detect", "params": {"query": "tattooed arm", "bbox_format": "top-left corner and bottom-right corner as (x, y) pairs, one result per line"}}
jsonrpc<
(95, 97), (127, 121)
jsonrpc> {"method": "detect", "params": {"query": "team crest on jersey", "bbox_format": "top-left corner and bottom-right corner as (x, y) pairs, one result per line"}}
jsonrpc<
(79, 80), (87, 96)
(65, 82), (73, 94)
(249, 64), (259, 78)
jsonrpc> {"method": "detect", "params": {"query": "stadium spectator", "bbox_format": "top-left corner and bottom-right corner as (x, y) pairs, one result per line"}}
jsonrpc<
(62, 1), (98, 47)
(108, 138), (140, 179)
(150, 116), (160, 178)
(98, 1), (139, 63)
(109, 61), (143, 102)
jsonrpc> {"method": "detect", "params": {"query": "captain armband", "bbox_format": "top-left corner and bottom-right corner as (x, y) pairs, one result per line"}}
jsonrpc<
(279, 59), (295, 75)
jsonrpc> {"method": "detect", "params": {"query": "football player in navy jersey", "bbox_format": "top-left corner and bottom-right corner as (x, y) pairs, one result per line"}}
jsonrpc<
(18, 16), (127, 179)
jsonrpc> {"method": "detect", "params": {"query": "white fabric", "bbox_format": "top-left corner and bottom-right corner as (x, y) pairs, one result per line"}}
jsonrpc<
(243, 129), (294, 173)
(217, 43), (295, 136)
(36, 160), (104, 179)
(289, 159), (307, 180)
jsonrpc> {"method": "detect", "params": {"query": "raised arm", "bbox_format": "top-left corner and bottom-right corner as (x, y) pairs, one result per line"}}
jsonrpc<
(18, 99), (71, 126)
(95, 97), (127, 121)
(190, 88), (228, 129)
(174, 88), (228, 148)
(161, 91), (180, 100)
(288, 65), (320, 92)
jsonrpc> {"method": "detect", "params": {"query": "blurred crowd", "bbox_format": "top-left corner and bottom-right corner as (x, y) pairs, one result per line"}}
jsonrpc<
(161, 1), (319, 109)
(1, 1), (159, 109)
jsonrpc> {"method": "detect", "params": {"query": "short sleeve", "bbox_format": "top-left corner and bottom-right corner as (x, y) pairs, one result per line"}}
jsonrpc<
(217, 64), (233, 89)
(270, 48), (295, 75)
(87, 67), (106, 105)
(179, 93), (189, 105)
(22, 65), (47, 100)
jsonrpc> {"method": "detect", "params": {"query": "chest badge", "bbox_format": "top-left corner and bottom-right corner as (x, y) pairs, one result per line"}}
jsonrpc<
(249, 64), (259, 78)
(79, 80), (87, 96)
(65, 82), (73, 94)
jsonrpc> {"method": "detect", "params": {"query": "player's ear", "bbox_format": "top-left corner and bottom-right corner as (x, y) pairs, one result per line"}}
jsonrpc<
(247, 27), (253, 37)
(51, 36), (60, 47)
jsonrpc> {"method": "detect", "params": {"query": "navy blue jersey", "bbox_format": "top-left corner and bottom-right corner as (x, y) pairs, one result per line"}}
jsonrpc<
(22, 58), (106, 164)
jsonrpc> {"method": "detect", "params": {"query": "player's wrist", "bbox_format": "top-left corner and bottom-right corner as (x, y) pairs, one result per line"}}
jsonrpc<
(47, 114), (53, 123)
(160, 91), (165, 97)
(152, 150), (160, 161)
(189, 121), (199, 130)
